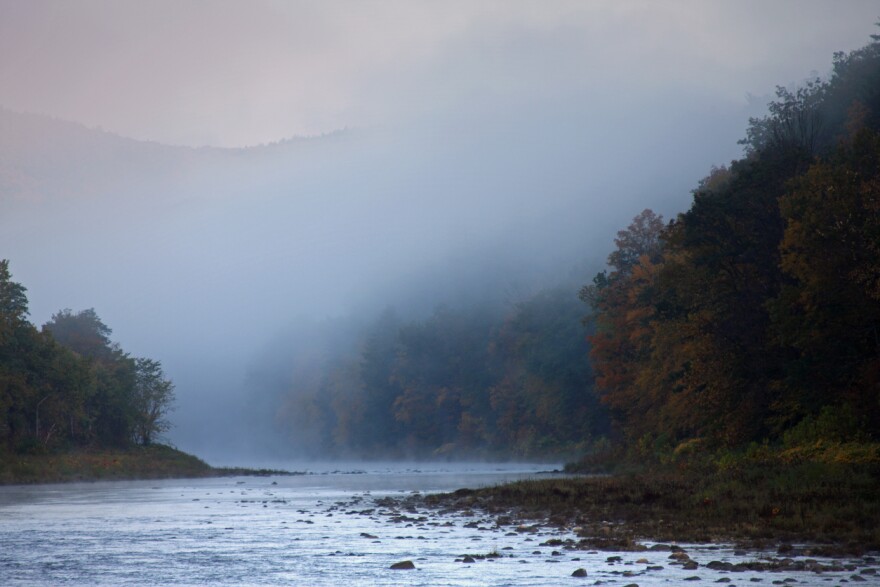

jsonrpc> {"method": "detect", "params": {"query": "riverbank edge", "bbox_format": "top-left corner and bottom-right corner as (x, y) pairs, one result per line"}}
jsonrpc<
(0, 444), (300, 485)
(403, 456), (880, 557)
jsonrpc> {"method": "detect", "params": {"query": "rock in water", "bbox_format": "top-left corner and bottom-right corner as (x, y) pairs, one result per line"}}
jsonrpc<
(390, 560), (416, 570)
(571, 568), (588, 577)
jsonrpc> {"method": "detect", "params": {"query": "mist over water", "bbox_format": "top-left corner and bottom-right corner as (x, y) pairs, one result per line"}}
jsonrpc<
(0, 2), (876, 459)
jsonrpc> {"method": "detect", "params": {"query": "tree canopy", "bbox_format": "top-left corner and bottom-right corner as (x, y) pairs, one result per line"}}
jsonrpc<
(581, 30), (880, 452)
(0, 263), (175, 453)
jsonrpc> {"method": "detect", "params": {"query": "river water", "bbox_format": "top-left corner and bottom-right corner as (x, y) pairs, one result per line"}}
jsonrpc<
(0, 462), (876, 586)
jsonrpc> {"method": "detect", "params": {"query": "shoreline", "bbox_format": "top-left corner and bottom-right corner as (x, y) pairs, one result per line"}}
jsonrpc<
(391, 461), (880, 558)
(0, 444), (302, 485)
(4, 446), (878, 558)
(3, 463), (877, 584)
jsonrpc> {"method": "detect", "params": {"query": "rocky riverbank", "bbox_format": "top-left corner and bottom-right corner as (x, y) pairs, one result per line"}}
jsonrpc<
(377, 459), (880, 557)
(315, 482), (880, 585)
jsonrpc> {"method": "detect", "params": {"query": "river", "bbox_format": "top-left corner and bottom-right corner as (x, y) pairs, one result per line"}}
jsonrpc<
(0, 462), (876, 585)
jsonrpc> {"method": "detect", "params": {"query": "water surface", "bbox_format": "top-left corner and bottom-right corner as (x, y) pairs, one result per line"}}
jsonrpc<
(0, 462), (875, 585)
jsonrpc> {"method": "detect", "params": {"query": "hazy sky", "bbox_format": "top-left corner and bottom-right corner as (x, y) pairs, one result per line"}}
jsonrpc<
(1, 1), (878, 147)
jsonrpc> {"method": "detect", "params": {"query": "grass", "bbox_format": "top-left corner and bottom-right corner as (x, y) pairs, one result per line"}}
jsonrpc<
(0, 444), (301, 484)
(418, 444), (880, 555)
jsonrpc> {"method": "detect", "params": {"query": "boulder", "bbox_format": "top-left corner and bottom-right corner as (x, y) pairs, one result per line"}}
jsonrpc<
(390, 560), (415, 570)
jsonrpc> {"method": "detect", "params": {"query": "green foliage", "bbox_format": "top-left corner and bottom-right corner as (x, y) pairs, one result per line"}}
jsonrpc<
(489, 288), (607, 456)
(0, 444), (213, 484)
(0, 260), (28, 322)
(772, 130), (880, 435)
(390, 304), (498, 452)
(274, 289), (605, 458)
(132, 358), (175, 445)
(783, 404), (869, 446)
(582, 30), (880, 453)
(274, 28), (880, 460)
(425, 457), (880, 549)
(0, 260), (175, 454)
(43, 308), (117, 362)
(740, 79), (828, 156)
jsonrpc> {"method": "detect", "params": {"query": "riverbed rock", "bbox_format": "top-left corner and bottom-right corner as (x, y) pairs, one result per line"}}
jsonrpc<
(571, 568), (588, 577)
(390, 560), (415, 570)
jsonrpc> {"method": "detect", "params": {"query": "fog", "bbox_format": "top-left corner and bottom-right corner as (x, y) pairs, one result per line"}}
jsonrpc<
(0, 1), (876, 460)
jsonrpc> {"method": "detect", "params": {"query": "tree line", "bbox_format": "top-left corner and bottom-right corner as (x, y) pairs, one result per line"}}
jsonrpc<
(270, 28), (880, 459)
(6, 30), (879, 462)
(271, 290), (609, 458)
(584, 31), (880, 453)
(0, 261), (174, 454)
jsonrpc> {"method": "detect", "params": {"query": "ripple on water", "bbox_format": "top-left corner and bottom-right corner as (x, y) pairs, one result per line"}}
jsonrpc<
(0, 466), (877, 586)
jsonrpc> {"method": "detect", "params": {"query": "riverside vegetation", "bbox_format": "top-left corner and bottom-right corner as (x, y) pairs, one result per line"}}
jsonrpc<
(257, 29), (880, 472)
(390, 28), (880, 554)
(0, 444), (299, 484)
(415, 445), (880, 555)
(0, 261), (297, 483)
(1, 26), (880, 559)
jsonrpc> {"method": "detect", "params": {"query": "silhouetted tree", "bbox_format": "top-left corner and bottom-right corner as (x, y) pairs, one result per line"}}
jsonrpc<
(132, 358), (175, 445)
(0, 260), (28, 323)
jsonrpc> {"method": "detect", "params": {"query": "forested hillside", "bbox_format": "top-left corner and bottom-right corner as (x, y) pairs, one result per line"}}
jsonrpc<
(583, 31), (880, 455)
(5, 31), (880, 465)
(266, 29), (880, 462)
(269, 290), (609, 458)
(0, 261), (174, 453)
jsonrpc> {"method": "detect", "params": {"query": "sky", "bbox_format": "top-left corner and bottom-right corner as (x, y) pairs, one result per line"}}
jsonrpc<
(1, 1), (879, 458)
(1, 1), (877, 147)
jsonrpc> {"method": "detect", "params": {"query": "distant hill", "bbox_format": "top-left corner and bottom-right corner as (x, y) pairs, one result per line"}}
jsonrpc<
(0, 107), (359, 212)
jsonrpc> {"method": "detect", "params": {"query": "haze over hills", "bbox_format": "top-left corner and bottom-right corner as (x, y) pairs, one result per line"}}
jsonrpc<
(1, 101), (739, 457)
(2, 1), (874, 457)
(3, 11), (880, 583)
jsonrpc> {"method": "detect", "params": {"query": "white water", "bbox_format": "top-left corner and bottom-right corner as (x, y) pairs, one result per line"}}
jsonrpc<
(0, 463), (876, 586)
